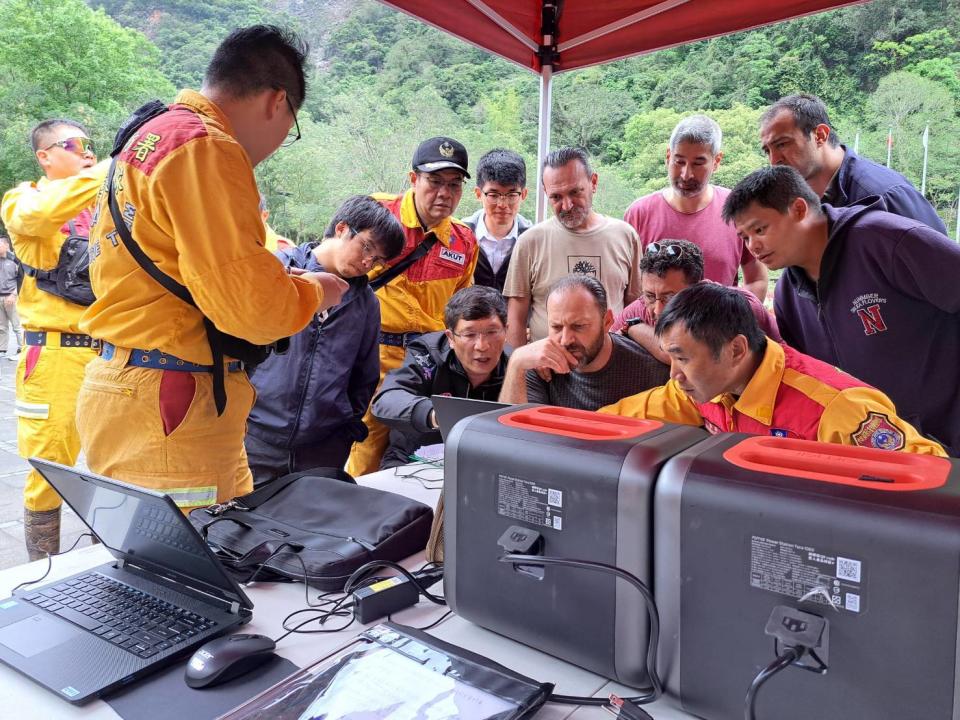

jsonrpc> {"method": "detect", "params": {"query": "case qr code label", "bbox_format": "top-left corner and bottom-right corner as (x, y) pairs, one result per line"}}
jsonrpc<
(547, 489), (562, 507)
(836, 556), (861, 582)
(845, 593), (861, 612)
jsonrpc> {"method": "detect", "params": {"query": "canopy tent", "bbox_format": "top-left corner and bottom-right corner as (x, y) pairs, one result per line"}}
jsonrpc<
(379, 0), (865, 219)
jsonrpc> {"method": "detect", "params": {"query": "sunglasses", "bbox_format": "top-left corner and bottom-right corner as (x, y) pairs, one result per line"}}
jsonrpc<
(646, 242), (685, 259)
(43, 137), (96, 156)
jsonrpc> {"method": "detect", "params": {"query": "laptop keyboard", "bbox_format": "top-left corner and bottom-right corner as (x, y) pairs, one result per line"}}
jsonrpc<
(22, 572), (217, 659)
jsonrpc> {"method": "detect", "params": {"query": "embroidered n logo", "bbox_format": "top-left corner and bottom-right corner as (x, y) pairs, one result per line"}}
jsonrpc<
(857, 304), (887, 336)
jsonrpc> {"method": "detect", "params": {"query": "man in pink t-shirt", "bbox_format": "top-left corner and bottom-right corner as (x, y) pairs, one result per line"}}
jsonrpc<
(624, 114), (768, 301)
(613, 239), (780, 364)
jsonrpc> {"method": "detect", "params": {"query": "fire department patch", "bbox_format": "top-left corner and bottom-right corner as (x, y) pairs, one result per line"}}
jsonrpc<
(852, 412), (905, 451)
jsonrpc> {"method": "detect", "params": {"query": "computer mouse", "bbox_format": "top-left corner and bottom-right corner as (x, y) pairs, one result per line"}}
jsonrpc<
(184, 633), (277, 689)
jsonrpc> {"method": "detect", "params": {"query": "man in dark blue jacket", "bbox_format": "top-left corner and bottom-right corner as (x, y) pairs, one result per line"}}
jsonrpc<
(245, 196), (405, 485)
(724, 166), (960, 456)
(760, 94), (947, 234)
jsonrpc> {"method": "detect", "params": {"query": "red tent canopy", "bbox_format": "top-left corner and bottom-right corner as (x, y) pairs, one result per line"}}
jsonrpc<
(379, 0), (864, 74)
(378, 0), (865, 218)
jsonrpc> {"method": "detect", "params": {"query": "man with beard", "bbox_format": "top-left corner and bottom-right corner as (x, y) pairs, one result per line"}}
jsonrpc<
(499, 275), (668, 409)
(504, 147), (641, 347)
(624, 115), (767, 300)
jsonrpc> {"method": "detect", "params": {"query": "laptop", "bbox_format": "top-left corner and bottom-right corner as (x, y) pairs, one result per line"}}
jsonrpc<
(431, 395), (511, 442)
(0, 459), (253, 704)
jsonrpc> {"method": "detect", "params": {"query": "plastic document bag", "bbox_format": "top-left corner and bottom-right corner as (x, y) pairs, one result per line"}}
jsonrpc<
(218, 623), (552, 720)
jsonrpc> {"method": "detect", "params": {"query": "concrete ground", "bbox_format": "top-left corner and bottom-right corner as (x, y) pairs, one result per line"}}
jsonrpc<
(0, 337), (94, 571)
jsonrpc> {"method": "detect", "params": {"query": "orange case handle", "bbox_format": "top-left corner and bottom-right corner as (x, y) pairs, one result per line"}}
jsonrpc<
(497, 406), (662, 441)
(723, 436), (950, 492)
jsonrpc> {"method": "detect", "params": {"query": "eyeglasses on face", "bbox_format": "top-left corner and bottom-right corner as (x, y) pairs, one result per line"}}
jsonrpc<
(351, 227), (387, 267)
(43, 137), (95, 156)
(482, 190), (522, 205)
(422, 175), (466, 193)
(281, 93), (301, 148)
(450, 327), (506, 342)
(646, 242), (685, 259)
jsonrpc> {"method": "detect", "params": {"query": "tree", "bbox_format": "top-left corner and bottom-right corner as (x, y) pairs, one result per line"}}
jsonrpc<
(0, 0), (173, 204)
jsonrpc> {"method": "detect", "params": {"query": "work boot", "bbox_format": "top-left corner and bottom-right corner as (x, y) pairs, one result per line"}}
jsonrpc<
(24, 507), (60, 561)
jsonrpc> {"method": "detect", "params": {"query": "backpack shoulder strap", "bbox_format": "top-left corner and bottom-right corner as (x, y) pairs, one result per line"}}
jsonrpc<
(369, 233), (438, 291)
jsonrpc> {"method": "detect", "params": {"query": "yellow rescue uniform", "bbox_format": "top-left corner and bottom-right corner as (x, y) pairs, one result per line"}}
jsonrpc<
(78, 90), (323, 509)
(347, 190), (478, 475)
(1, 162), (108, 511)
(600, 339), (946, 456)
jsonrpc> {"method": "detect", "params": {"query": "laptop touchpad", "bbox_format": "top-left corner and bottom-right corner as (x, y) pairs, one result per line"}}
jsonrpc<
(0, 614), (82, 657)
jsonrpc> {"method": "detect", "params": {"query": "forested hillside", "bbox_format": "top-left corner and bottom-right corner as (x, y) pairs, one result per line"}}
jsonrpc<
(1, 0), (958, 240)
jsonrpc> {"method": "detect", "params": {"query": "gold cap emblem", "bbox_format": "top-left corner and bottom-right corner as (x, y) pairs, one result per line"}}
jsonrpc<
(438, 141), (455, 158)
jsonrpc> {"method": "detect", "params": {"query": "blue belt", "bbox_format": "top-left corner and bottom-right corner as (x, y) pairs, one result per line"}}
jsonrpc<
(24, 331), (99, 349)
(101, 342), (243, 373)
(379, 331), (423, 347)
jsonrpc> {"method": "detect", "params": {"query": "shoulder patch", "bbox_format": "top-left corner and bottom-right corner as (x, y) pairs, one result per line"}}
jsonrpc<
(851, 412), (905, 451)
(119, 106), (208, 176)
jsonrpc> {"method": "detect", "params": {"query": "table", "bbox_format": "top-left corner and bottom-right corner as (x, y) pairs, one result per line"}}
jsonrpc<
(0, 463), (699, 720)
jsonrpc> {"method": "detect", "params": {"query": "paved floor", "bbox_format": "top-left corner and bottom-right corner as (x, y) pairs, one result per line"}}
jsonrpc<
(0, 340), (94, 571)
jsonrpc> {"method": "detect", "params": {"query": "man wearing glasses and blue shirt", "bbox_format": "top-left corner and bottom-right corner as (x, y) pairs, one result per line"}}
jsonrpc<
(372, 285), (509, 469)
(463, 149), (531, 293)
(348, 136), (479, 475)
(245, 195), (404, 485)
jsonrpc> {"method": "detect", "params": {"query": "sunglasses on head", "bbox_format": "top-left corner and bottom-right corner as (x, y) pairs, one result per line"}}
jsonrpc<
(43, 137), (95, 156)
(646, 242), (684, 259)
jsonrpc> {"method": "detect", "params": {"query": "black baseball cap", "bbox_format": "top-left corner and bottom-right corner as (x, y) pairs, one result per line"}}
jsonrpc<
(412, 136), (470, 178)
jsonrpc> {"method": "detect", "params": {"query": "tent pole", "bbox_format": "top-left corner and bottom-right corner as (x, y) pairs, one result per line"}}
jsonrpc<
(535, 64), (553, 223)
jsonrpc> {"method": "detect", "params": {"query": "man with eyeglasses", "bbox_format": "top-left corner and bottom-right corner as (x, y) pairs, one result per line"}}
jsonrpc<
(245, 195), (405, 485)
(347, 136), (479, 475)
(76, 26), (346, 513)
(1, 118), (108, 559)
(611, 239), (781, 364)
(624, 114), (768, 301)
(463, 149), (531, 293)
(372, 285), (509, 468)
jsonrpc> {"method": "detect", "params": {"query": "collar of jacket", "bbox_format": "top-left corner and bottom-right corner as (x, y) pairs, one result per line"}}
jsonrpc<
(708, 337), (783, 427)
(282, 241), (369, 292)
(173, 89), (238, 143)
(399, 189), (454, 247)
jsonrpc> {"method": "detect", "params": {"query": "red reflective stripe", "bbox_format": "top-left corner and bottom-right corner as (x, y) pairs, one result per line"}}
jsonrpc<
(23, 345), (42, 382)
(159, 370), (196, 436)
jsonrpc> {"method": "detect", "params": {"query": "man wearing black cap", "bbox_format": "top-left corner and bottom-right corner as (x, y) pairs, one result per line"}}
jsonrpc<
(347, 136), (479, 475)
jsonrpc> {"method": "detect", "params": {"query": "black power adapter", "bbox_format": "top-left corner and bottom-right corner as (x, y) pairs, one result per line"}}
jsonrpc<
(352, 576), (421, 624)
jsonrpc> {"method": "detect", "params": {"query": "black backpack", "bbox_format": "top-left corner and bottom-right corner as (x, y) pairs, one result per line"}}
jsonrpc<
(19, 220), (94, 306)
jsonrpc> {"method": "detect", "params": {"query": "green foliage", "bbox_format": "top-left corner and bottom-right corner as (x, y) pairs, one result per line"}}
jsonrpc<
(0, 0), (173, 215)
(5, 0), (957, 237)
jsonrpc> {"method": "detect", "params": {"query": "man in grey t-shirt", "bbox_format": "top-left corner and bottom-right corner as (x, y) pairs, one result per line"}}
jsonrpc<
(499, 274), (668, 410)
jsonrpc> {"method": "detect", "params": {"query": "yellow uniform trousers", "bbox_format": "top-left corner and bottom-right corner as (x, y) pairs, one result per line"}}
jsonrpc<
(17, 340), (97, 511)
(347, 343), (405, 476)
(76, 346), (254, 511)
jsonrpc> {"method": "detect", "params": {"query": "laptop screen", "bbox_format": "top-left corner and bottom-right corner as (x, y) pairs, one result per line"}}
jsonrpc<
(30, 459), (252, 610)
(431, 396), (511, 441)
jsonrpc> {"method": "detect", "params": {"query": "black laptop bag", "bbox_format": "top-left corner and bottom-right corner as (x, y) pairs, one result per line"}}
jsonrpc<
(188, 470), (434, 590)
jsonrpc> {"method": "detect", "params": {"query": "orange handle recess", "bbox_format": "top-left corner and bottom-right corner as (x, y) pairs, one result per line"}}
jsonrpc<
(723, 436), (950, 491)
(498, 406), (662, 441)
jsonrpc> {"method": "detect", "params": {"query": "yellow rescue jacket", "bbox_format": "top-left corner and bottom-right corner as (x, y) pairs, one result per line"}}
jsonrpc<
(1, 162), (108, 332)
(371, 189), (478, 335)
(81, 90), (322, 364)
